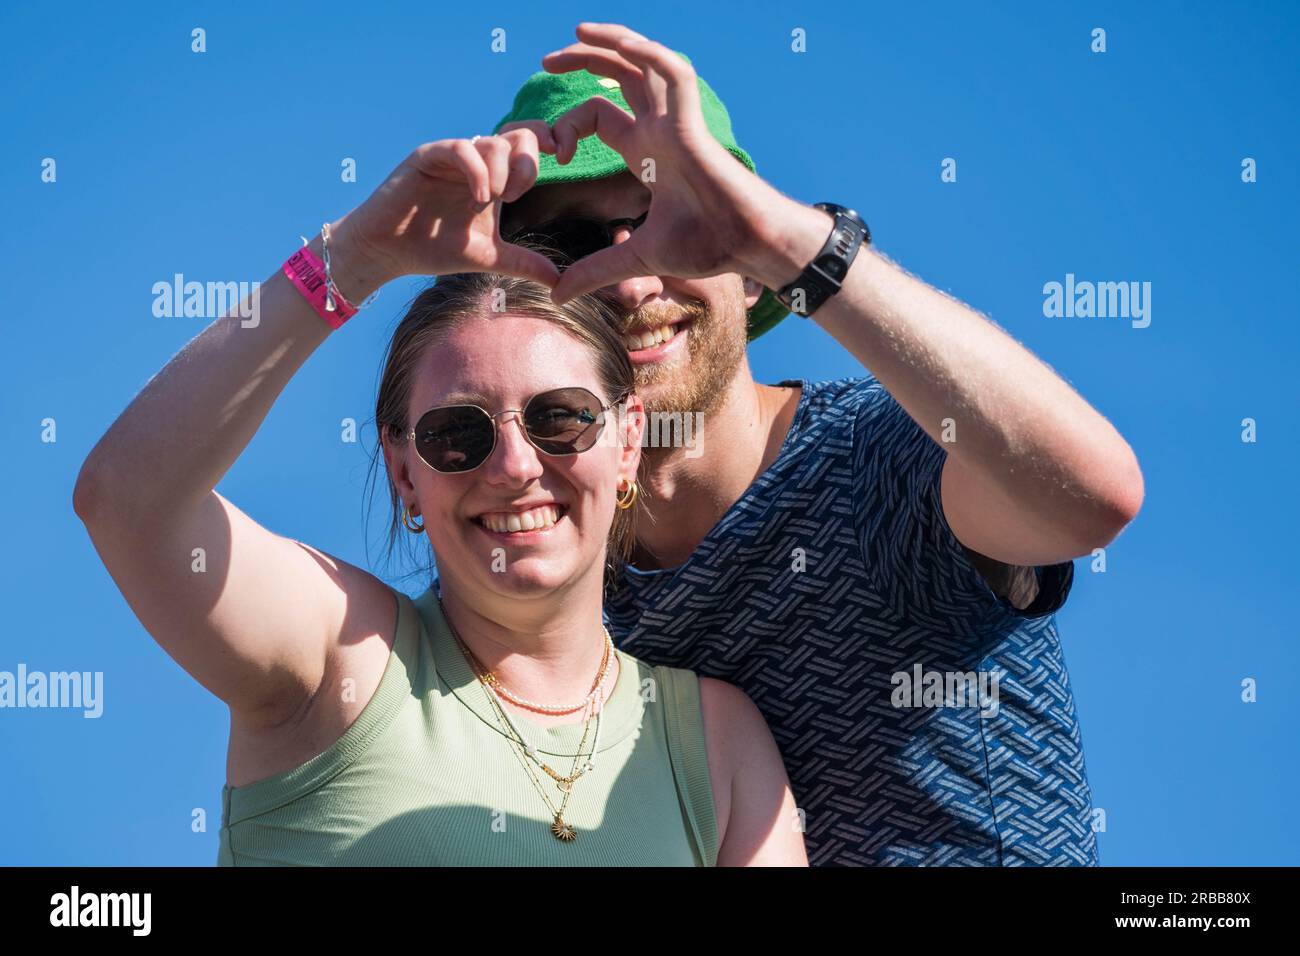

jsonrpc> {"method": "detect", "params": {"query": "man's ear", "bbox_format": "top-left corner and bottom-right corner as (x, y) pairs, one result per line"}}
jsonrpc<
(742, 275), (765, 309)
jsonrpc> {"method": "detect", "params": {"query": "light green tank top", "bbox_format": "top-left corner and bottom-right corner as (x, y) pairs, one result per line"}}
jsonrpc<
(217, 586), (719, 866)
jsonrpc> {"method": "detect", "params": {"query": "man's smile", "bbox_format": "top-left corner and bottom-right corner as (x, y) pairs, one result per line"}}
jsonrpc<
(622, 316), (693, 365)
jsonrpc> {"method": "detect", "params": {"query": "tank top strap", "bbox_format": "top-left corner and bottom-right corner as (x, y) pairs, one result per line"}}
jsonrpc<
(654, 664), (719, 867)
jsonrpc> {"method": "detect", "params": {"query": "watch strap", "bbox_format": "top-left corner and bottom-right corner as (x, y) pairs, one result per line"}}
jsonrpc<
(776, 203), (870, 318)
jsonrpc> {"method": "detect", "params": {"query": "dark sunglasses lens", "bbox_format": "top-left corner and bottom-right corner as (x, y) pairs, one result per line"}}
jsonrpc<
(413, 406), (494, 472)
(513, 219), (610, 270)
(524, 388), (606, 455)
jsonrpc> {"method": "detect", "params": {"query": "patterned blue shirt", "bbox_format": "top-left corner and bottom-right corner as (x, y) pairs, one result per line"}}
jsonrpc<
(604, 375), (1096, 866)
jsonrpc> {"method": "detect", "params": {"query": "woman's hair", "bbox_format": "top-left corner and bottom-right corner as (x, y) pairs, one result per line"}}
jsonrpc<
(363, 249), (640, 596)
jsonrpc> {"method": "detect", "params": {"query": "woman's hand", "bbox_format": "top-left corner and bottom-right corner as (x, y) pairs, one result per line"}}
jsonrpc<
(325, 123), (565, 299)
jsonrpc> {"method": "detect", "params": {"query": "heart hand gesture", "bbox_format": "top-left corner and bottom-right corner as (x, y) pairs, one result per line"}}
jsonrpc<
(541, 23), (778, 304)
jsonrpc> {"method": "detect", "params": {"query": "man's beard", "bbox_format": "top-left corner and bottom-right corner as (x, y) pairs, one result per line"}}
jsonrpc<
(624, 286), (747, 421)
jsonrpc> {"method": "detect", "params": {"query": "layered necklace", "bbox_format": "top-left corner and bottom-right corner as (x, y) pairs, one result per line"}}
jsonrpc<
(439, 597), (617, 843)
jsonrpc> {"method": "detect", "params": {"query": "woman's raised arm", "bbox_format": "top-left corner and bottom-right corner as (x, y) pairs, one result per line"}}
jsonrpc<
(73, 126), (562, 730)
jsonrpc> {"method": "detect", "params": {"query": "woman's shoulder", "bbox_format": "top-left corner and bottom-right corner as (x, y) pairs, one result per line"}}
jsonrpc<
(683, 674), (807, 865)
(694, 676), (768, 753)
(632, 664), (766, 772)
(619, 655), (761, 737)
(632, 667), (774, 859)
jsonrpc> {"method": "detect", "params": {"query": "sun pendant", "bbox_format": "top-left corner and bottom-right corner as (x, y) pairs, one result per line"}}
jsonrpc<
(551, 815), (577, 842)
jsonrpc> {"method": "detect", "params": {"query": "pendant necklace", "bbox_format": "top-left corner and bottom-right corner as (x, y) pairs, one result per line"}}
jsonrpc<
(441, 597), (612, 842)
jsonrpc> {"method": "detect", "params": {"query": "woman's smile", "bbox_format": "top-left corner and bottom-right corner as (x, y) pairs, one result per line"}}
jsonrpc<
(471, 502), (570, 539)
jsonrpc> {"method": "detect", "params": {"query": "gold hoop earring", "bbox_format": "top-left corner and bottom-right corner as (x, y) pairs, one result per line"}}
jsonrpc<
(615, 477), (639, 510)
(402, 504), (425, 533)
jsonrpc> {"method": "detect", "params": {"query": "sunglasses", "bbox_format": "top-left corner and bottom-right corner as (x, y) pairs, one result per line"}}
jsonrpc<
(505, 212), (648, 271)
(407, 386), (622, 474)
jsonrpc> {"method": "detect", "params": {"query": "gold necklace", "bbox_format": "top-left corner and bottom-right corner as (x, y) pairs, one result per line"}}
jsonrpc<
(436, 594), (612, 717)
(454, 633), (610, 790)
(442, 605), (607, 842)
(484, 631), (615, 715)
(481, 688), (597, 842)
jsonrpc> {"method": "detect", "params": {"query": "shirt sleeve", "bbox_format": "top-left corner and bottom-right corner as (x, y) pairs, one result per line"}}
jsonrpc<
(849, 378), (1073, 630)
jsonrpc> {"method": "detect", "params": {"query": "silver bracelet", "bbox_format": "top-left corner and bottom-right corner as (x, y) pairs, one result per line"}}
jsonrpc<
(319, 222), (379, 312)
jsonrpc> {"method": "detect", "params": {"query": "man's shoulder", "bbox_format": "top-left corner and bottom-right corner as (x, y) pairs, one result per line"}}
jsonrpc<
(780, 374), (922, 456)
(779, 374), (893, 426)
(781, 373), (884, 401)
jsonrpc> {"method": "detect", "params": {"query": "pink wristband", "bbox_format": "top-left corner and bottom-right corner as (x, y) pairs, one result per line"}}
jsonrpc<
(282, 245), (358, 330)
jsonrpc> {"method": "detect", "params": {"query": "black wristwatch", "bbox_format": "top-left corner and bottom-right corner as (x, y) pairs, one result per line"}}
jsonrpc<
(775, 203), (870, 318)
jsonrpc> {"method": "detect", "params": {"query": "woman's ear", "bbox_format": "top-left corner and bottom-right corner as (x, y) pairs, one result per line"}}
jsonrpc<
(381, 427), (417, 502)
(620, 392), (645, 477)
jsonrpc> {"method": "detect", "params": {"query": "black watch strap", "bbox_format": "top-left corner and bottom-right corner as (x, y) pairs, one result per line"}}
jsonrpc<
(775, 203), (870, 318)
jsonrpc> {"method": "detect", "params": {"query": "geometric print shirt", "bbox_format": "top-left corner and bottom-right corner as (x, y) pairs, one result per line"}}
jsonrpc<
(603, 376), (1096, 866)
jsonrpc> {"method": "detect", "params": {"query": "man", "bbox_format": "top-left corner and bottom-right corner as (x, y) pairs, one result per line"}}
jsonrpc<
(491, 23), (1142, 865)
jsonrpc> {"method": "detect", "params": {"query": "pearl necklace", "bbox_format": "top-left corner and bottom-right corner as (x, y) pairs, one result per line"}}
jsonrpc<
(439, 591), (613, 843)
(435, 592), (616, 715)
(485, 629), (615, 714)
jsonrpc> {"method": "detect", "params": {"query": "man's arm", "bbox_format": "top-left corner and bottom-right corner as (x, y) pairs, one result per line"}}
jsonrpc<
(527, 21), (1141, 567)
(742, 202), (1144, 568)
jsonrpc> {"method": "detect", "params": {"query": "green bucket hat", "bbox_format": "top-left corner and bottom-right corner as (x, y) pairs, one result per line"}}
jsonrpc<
(491, 51), (791, 342)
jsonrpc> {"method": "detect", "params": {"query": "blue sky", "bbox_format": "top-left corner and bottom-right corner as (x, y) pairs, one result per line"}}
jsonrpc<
(2, 1), (1297, 865)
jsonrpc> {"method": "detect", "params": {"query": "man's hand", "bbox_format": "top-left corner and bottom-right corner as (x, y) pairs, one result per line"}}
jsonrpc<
(540, 22), (796, 304)
(542, 23), (1143, 568)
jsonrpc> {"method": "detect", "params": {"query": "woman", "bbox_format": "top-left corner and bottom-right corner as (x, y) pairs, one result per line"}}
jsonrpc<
(72, 127), (807, 866)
